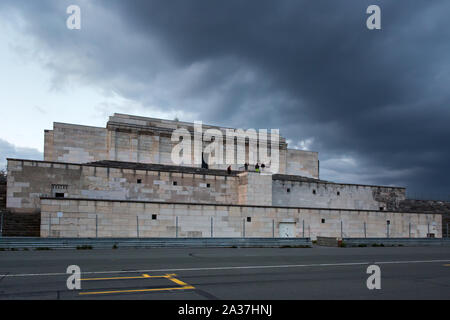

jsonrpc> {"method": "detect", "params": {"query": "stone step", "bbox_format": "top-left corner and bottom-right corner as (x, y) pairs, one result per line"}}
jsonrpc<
(1, 212), (41, 237)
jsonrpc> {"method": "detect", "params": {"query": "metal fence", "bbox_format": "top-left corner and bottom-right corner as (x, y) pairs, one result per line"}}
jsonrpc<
(342, 238), (450, 247)
(0, 237), (312, 250)
(40, 215), (444, 240)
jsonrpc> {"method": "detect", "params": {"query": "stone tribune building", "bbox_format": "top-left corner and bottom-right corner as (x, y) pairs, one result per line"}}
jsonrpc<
(3, 113), (443, 238)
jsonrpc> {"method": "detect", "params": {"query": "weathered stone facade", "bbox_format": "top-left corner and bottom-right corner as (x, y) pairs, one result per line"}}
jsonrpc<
(6, 159), (239, 213)
(7, 159), (405, 214)
(272, 177), (405, 211)
(40, 198), (441, 239)
(4, 113), (445, 238)
(43, 113), (319, 177)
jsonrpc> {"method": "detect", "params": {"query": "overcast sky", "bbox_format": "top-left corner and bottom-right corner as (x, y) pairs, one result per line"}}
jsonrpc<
(0, 0), (449, 198)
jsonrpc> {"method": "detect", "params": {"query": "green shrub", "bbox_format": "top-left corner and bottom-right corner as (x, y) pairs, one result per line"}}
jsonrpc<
(76, 245), (93, 250)
(371, 243), (385, 247)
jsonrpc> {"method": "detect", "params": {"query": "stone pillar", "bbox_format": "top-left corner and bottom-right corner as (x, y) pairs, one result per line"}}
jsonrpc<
(237, 172), (272, 206)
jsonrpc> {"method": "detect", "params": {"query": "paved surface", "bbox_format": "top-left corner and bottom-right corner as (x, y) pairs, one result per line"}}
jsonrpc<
(0, 246), (449, 299)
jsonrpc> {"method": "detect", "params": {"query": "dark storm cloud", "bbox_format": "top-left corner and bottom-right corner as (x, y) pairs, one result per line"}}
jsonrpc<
(1, 0), (449, 196)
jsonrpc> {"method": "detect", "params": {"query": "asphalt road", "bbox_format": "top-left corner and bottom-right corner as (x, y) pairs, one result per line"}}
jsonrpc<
(0, 246), (449, 300)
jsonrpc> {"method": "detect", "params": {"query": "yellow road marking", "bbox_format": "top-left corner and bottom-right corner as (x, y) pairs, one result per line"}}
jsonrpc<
(167, 276), (190, 287)
(78, 273), (195, 296)
(79, 285), (194, 296)
(81, 274), (168, 281)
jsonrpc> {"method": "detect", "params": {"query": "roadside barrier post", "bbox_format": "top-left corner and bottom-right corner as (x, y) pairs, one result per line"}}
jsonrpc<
(272, 220), (274, 238)
(364, 222), (367, 238)
(302, 220), (305, 238)
(0, 212), (3, 237)
(211, 217), (213, 238)
(136, 216), (139, 238)
(176, 216), (178, 238)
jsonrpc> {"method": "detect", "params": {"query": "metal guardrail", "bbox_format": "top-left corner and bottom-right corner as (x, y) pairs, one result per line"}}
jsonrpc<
(342, 238), (450, 247)
(0, 237), (312, 250)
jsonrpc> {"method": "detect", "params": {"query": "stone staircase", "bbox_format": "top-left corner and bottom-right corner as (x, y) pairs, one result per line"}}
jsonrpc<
(0, 173), (41, 237)
(0, 183), (6, 212)
(1, 211), (41, 237)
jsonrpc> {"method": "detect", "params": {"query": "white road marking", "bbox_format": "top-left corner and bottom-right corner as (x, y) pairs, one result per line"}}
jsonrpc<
(1, 259), (449, 278)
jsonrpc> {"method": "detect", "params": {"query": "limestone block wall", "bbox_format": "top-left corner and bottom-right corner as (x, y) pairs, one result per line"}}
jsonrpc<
(285, 149), (319, 178)
(43, 130), (54, 162)
(107, 130), (161, 164)
(238, 172), (272, 206)
(7, 159), (239, 213)
(272, 179), (406, 211)
(43, 114), (298, 174)
(40, 198), (442, 239)
(44, 123), (108, 163)
(7, 160), (83, 213)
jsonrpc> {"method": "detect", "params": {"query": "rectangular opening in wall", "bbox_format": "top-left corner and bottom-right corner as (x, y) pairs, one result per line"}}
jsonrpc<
(287, 188), (291, 193)
(137, 179), (142, 184)
(337, 191), (340, 196)
(173, 181), (177, 186)
(313, 189), (316, 195)
(207, 183), (211, 188)
(321, 218), (325, 223)
(380, 207), (384, 211)
(247, 217), (251, 222)
(152, 214), (157, 220)
(52, 184), (68, 198)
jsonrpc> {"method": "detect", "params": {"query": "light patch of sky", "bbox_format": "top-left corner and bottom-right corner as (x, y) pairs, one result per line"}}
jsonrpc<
(0, 18), (177, 153)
